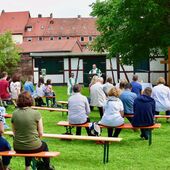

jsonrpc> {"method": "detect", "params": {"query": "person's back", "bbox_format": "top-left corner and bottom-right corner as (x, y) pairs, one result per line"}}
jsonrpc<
(120, 83), (137, 114)
(12, 107), (42, 150)
(132, 94), (155, 127)
(68, 92), (90, 124)
(131, 75), (142, 96)
(90, 81), (106, 107)
(152, 83), (170, 112)
(103, 77), (114, 96)
(132, 87), (155, 140)
(24, 76), (34, 96)
(68, 84), (91, 136)
(0, 72), (10, 100)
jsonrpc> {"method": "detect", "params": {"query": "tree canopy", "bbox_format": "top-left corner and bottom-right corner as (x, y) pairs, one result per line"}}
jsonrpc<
(0, 32), (20, 74)
(91, 0), (170, 65)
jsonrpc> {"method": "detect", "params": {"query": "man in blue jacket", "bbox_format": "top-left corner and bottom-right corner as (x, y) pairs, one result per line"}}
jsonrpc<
(132, 87), (155, 140)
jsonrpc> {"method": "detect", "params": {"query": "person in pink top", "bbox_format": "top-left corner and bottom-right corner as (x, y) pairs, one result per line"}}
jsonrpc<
(0, 72), (10, 100)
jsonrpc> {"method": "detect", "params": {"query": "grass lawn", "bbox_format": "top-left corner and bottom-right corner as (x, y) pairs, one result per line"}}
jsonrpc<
(4, 86), (170, 170)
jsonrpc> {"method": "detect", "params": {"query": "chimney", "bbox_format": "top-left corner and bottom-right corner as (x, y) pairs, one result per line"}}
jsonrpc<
(38, 14), (42, 18)
(77, 15), (81, 19)
(50, 13), (53, 18)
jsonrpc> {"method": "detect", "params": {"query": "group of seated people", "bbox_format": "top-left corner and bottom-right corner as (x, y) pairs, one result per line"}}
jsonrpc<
(0, 71), (58, 108)
(68, 75), (170, 141)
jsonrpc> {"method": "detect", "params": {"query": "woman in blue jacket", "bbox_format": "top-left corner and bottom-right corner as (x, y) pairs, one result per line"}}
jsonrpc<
(132, 87), (155, 140)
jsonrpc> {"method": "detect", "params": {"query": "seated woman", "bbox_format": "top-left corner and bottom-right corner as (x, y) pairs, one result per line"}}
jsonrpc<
(44, 79), (57, 107)
(34, 77), (46, 106)
(99, 87), (124, 137)
(151, 77), (170, 122)
(132, 87), (155, 140)
(68, 84), (91, 136)
(11, 92), (54, 170)
(0, 110), (11, 170)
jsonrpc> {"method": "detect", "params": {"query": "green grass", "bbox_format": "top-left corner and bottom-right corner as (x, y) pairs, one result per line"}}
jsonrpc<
(4, 86), (170, 170)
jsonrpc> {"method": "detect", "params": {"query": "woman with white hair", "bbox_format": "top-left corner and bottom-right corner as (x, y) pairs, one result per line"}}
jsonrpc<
(90, 77), (106, 118)
(151, 77), (170, 122)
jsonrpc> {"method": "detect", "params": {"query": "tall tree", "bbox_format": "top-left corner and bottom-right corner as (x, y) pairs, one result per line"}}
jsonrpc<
(91, 0), (170, 65)
(0, 32), (20, 74)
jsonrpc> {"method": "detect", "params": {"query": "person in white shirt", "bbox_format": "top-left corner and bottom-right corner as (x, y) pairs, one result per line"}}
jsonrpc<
(89, 64), (102, 77)
(90, 77), (106, 118)
(67, 73), (78, 96)
(99, 87), (124, 137)
(68, 84), (91, 135)
(10, 74), (21, 107)
(103, 77), (114, 96)
(151, 77), (170, 121)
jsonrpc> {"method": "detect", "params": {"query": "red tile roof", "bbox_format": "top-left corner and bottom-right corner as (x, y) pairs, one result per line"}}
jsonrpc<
(0, 11), (30, 34)
(18, 39), (82, 53)
(24, 17), (51, 37)
(44, 18), (99, 37)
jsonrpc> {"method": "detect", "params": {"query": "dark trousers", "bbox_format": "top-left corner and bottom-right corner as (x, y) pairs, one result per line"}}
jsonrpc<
(75, 118), (91, 136)
(15, 141), (50, 167)
(90, 106), (104, 118)
(155, 111), (170, 115)
(107, 127), (122, 137)
(46, 92), (56, 107)
(0, 136), (11, 166)
(124, 113), (133, 123)
(140, 129), (149, 140)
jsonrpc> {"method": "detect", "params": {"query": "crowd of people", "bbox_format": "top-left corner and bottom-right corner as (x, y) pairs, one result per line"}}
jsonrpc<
(68, 73), (170, 141)
(0, 66), (170, 169)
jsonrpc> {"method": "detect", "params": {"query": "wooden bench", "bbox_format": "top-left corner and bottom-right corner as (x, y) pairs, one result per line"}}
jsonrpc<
(4, 131), (122, 164)
(31, 106), (68, 116)
(124, 114), (170, 120)
(0, 151), (60, 170)
(3, 114), (12, 118)
(57, 121), (161, 146)
(57, 101), (68, 109)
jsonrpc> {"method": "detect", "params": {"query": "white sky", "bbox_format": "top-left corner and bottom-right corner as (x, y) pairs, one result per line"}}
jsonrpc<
(0, 0), (96, 18)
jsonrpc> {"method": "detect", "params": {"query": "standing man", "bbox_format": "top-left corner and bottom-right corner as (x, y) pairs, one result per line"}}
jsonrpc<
(89, 64), (102, 77)
(67, 73), (78, 96)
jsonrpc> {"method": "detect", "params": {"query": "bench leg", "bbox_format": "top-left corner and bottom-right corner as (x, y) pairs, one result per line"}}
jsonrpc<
(31, 158), (37, 170)
(148, 129), (152, 146)
(65, 126), (73, 135)
(103, 142), (109, 164)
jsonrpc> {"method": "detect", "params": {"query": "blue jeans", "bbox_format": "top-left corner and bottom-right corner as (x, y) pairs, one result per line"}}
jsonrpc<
(0, 136), (11, 166)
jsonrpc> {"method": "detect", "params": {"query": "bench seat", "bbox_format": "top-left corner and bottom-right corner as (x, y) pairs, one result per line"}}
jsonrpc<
(4, 131), (122, 164)
(57, 121), (161, 146)
(31, 106), (68, 113)
(0, 151), (60, 170)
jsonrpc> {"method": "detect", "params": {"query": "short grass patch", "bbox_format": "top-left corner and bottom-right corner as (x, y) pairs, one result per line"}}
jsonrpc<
(4, 86), (170, 170)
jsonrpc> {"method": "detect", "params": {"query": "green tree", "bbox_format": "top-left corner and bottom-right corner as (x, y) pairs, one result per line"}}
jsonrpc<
(0, 32), (20, 74)
(91, 0), (170, 65)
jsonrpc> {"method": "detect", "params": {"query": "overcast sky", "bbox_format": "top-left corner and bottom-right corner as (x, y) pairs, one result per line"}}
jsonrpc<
(0, 0), (97, 18)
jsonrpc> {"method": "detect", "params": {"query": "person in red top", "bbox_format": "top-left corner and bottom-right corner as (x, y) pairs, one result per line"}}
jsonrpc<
(0, 72), (10, 100)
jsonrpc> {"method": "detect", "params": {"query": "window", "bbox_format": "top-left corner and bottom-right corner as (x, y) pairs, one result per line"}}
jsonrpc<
(26, 26), (32, 32)
(80, 36), (84, 42)
(89, 36), (93, 41)
(35, 58), (64, 74)
(50, 37), (54, 40)
(134, 59), (149, 72)
(38, 37), (43, 41)
(67, 37), (70, 40)
(58, 36), (62, 40)
(27, 37), (32, 42)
